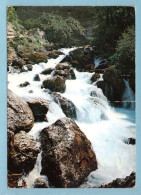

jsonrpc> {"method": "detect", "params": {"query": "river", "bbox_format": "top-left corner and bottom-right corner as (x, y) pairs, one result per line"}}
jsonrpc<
(8, 48), (136, 188)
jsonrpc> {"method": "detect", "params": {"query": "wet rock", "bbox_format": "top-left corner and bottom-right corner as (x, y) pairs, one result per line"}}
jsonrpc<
(41, 68), (55, 75)
(54, 68), (76, 80)
(55, 62), (71, 70)
(100, 172), (135, 188)
(69, 68), (76, 79)
(129, 77), (135, 94)
(26, 99), (48, 122)
(8, 131), (40, 173)
(8, 171), (26, 188)
(123, 138), (136, 145)
(19, 81), (30, 87)
(20, 66), (28, 73)
(52, 92), (77, 119)
(41, 76), (66, 93)
(33, 74), (40, 81)
(7, 89), (34, 133)
(29, 90), (33, 93)
(40, 117), (98, 188)
(11, 59), (23, 69)
(96, 59), (108, 70)
(96, 69), (125, 104)
(48, 50), (63, 59)
(90, 73), (100, 83)
(25, 64), (33, 71)
(69, 46), (94, 71)
(95, 69), (104, 74)
(34, 177), (49, 188)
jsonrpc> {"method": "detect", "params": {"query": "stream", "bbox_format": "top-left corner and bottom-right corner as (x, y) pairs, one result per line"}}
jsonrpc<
(8, 48), (136, 188)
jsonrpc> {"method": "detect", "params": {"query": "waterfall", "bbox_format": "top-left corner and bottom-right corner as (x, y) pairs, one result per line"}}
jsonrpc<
(123, 79), (135, 110)
(8, 48), (135, 188)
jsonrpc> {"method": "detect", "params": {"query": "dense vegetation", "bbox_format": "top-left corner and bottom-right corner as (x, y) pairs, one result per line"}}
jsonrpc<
(91, 7), (135, 75)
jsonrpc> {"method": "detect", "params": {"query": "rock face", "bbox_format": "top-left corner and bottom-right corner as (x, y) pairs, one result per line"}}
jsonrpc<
(100, 172), (135, 188)
(27, 99), (48, 122)
(34, 177), (49, 188)
(7, 89), (34, 133)
(90, 73), (100, 83)
(40, 117), (98, 188)
(41, 76), (66, 93)
(69, 47), (94, 71)
(96, 69), (125, 104)
(52, 92), (77, 119)
(8, 131), (40, 173)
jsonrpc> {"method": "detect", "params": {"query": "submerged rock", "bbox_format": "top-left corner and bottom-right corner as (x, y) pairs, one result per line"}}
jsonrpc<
(52, 92), (77, 119)
(123, 138), (136, 145)
(34, 177), (49, 188)
(26, 99), (48, 122)
(40, 117), (98, 188)
(100, 172), (135, 188)
(7, 89), (34, 133)
(19, 81), (30, 87)
(33, 74), (40, 81)
(8, 131), (40, 173)
(41, 76), (66, 93)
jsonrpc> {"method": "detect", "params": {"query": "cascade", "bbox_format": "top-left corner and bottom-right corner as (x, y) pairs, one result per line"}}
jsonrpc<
(8, 48), (135, 188)
(123, 79), (135, 110)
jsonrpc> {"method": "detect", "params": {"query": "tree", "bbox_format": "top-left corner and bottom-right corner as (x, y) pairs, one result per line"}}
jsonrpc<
(34, 13), (83, 45)
(110, 26), (135, 76)
(91, 7), (135, 59)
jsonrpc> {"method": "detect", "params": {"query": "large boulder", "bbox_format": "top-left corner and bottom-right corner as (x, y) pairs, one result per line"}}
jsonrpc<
(41, 76), (66, 93)
(52, 93), (77, 119)
(69, 46), (94, 71)
(8, 131), (40, 173)
(26, 99), (48, 122)
(7, 89), (34, 133)
(96, 69), (125, 104)
(40, 117), (97, 188)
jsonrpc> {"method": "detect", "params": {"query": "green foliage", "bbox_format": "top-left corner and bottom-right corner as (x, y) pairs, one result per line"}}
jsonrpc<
(7, 7), (18, 23)
(91, 7), (135, 58)
(110, 26), (135, 75)
(34, 13), (83, 45)
(24, 19), (36, 30)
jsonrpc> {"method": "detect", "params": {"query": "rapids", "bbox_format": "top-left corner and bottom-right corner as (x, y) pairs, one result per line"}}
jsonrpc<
(8, 48), (136, 188)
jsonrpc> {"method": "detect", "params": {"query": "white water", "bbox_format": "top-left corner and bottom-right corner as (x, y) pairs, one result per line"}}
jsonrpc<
(123, 79), (135, 110)
(8, 48), (136, 188)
